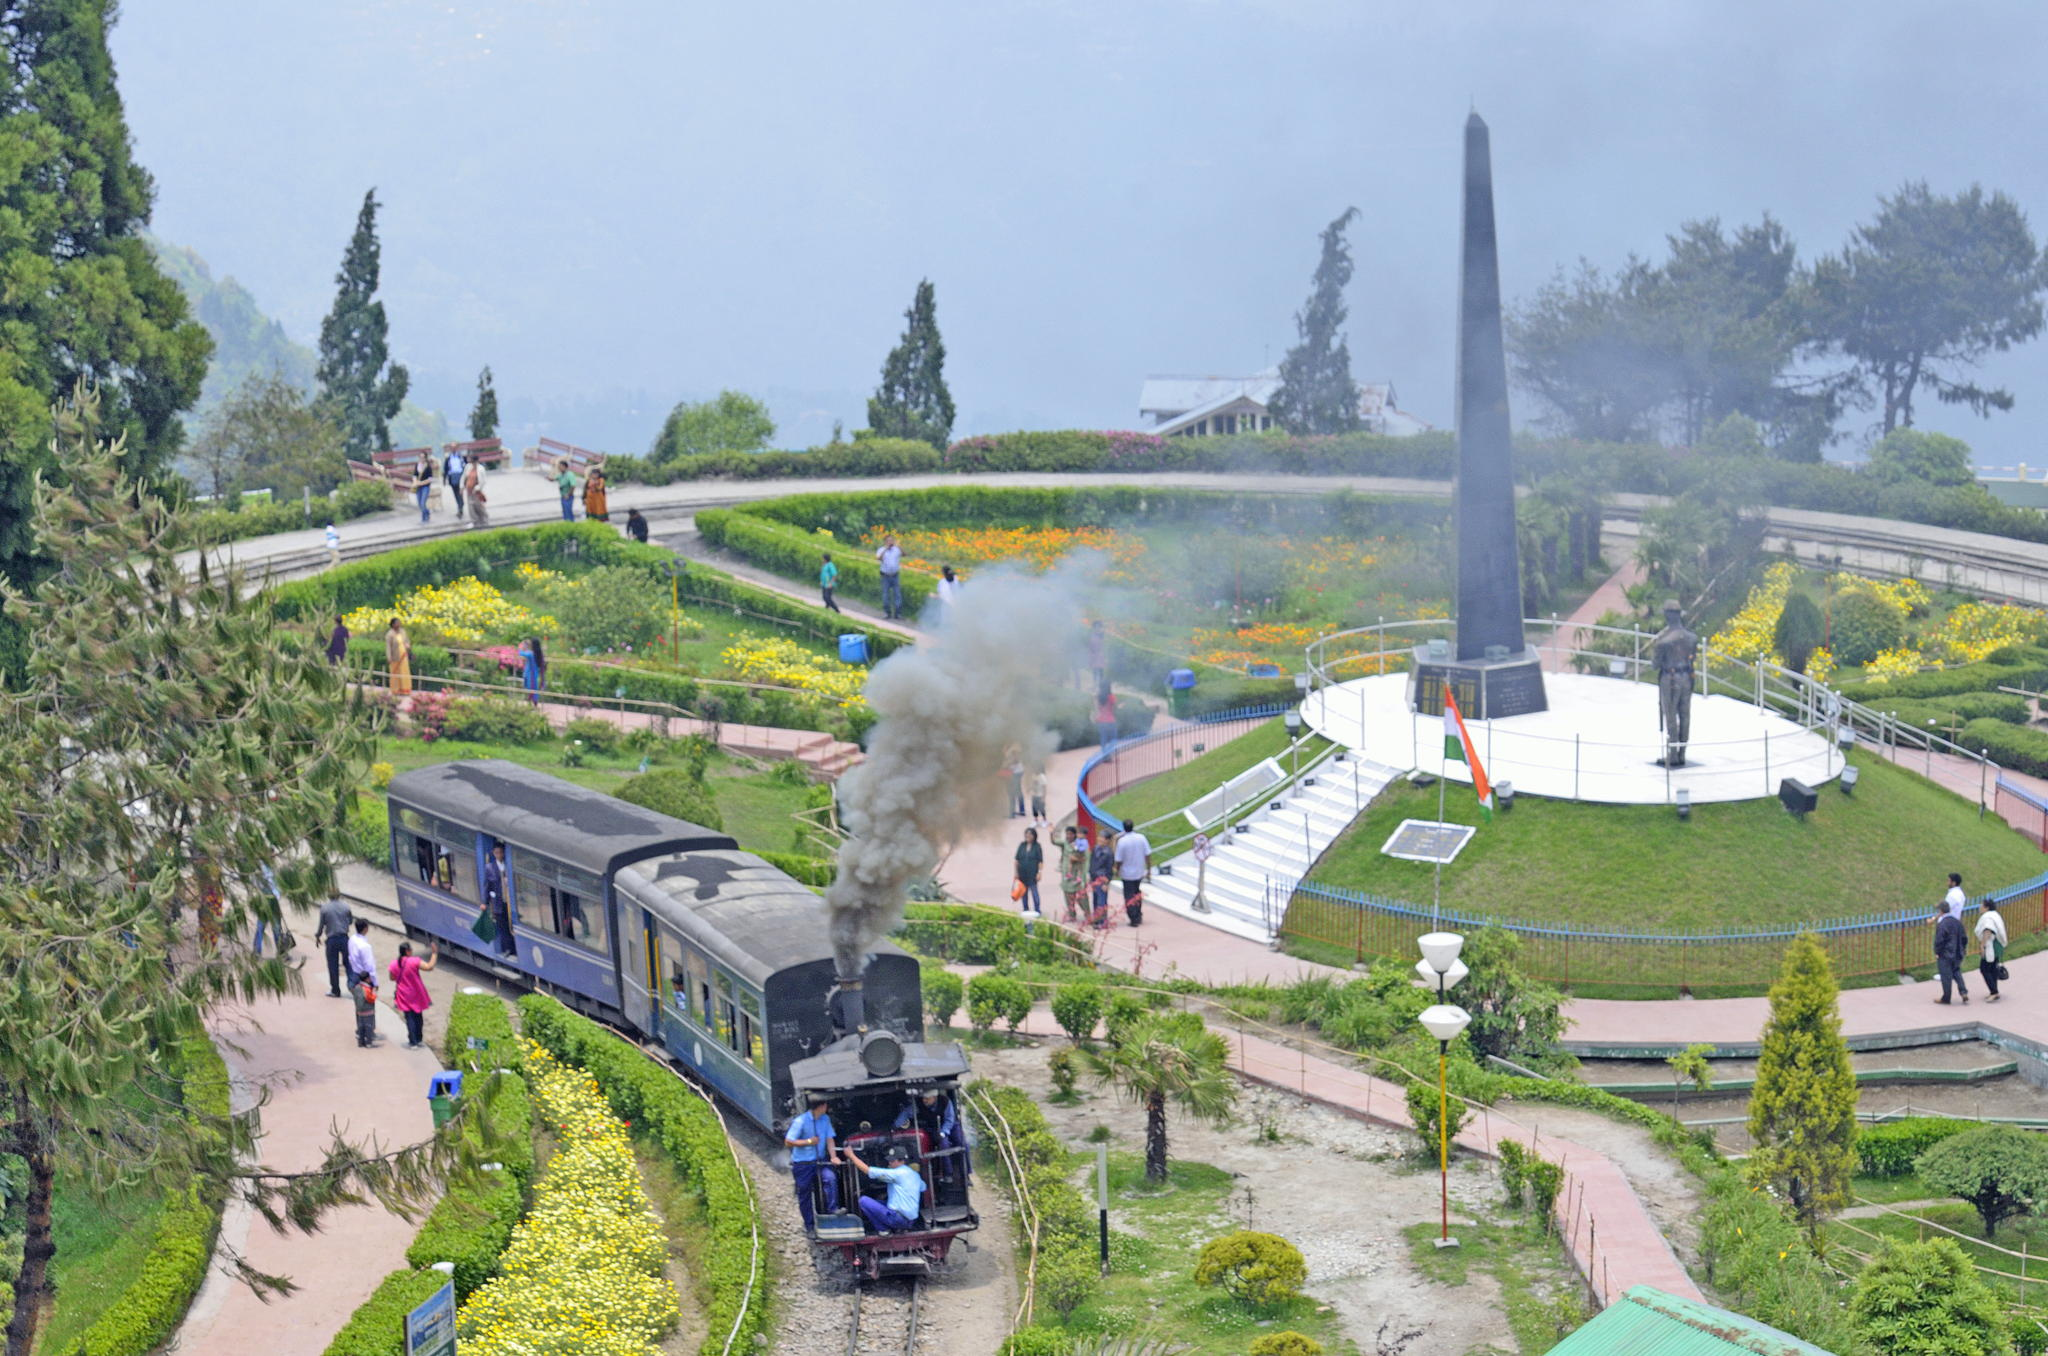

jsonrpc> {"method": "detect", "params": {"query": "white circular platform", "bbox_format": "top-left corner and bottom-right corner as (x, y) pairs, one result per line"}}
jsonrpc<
(1301, 672), (1840, 806)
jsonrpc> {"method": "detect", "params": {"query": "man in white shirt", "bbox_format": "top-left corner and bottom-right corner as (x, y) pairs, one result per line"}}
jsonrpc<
(324, 522), (341, 570)
(1114, 818), (1152, 927)
(346, 918), (376, 986)
(444, 446), (468, 519)
(875, 535), (904, 620)
(1938, 872), (1966, 922)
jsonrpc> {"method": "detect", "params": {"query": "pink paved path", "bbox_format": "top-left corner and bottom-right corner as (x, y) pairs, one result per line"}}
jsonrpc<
(177, 908), (510, 1356)
(1543, 560), (1647, 673)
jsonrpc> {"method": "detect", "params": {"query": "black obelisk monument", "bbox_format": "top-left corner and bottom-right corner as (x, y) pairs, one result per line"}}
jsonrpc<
(1412, 112), (1549, 719)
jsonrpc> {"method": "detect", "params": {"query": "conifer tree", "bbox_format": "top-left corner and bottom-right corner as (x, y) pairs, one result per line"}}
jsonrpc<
(1747, 933), (1859, 1234)
(0, 0), (212, 671)
(469, 364), (499, 441)
(1269, 208), (1363, 436)
(0, 384), (460, 1356)
(316, 189), (410, 458)
(1850, 1238), (2009, 1356)
(867, 279), (955, 450)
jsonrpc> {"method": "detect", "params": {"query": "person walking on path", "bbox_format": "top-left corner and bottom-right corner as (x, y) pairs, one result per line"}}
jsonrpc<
(1934, 908), (1970, 1004)
(1013, 827), (1044, 917)
(820, 553), (841, 613)
(325, 521), (342, 570)
(1977, 897), (2009, 1002)
(1093, 684), (1118, 750)
(626, 507), (649, 543)
(875, 534), (903, 620)
(444, 445), (467, 520)
(1088, 832), (1116, 930)
(1059, 825), (1089, 924)
(316, 896), (353, 998)
(1004, 746), (1026, 817)
(784, 1093), (841, 1231)
(389, 940), (439, 1048)
(1029, 767), (1049, 827)
(555, 460), (579, 522)
(410, 455), (434, 524)
(1114, 817), (1152, 928)
(519, 636), (547, 707)
(325, 616), (351, 665)
(385, 618), (413, 695)
(582, 465), (610, 523)
(464, 458), (488, 528)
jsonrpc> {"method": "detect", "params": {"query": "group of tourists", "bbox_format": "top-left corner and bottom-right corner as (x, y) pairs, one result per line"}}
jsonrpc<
(819, 538), (964, 625)
(555, 459), (610, 523)
(785, 1088), (968, 1234)
(1016, 817), (1150, 931)
(405, 446), (493, 528)
(1932, 870), (2009, 1005)
(314, 897), (440, 1049)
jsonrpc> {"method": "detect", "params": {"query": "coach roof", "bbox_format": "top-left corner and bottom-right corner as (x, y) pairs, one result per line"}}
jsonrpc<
(386, 759), (734, 876)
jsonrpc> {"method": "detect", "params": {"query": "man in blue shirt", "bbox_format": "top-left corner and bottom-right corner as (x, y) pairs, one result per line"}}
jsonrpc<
(894, 1088), (968, 1183)
(784, 1093), (841, 1230)
(846, 1143), (925, 1233)
(875, 535), (903, 619)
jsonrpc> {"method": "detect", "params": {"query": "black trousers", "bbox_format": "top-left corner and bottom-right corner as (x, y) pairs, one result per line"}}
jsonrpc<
(1980, 957), (2002, 997)
(822, 586), (840, 613)
(1937, 955), (1968, 1001)
(325, 934), (348, 995)
(402, 1009), (426, 1046)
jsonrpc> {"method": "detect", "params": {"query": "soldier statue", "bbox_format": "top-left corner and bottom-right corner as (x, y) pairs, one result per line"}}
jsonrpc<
(1651, 600), (1698, 768)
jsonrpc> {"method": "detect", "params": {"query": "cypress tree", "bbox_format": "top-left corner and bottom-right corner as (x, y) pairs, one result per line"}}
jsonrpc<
(867, 279), (955, 450)
(468, 364), (499, 441)
(1269, 207), (1363, 436)
(1747, 933), (1859, 1234)
(316, 189), (410, 458)
(1774, 590), (1826, 674)
(0, 0), (212, 672)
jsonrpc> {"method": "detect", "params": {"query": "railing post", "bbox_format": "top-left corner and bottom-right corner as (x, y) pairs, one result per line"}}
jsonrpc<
(1574, 734), (1580, 802)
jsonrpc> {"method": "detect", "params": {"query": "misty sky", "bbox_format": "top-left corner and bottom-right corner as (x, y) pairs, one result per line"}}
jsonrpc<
(114, 1), (2048, 464)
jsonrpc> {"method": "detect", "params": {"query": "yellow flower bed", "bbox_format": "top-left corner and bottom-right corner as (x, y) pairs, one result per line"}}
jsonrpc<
(1926, 600), (2041, 665)
(457, 1041), (677, 1356)
(1863, 646), (1929, 684)
(1827, 572), (1930, 619)
(1710, 561), (1798, 664)
(719, 637), (869, 708)
(343, 576), (557, 649)
(1805, 647), (1837, 685)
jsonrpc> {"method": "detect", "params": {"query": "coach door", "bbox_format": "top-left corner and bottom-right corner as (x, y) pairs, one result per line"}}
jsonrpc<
(617, 898), (654, 1033)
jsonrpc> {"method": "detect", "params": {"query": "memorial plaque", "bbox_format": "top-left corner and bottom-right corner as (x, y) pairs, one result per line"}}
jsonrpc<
(1381, 819), (1477, 864)
(1410, 648), (1548, 719)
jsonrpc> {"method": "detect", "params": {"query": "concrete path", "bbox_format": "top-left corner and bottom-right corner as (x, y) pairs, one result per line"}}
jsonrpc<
(177, 903), (515, 1356)
(1544, 560), (1646, 674)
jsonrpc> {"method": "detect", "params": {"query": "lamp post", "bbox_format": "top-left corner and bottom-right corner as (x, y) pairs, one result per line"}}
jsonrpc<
(1416, 931), (1471, 1249)
(1284, 708), (1302, 781)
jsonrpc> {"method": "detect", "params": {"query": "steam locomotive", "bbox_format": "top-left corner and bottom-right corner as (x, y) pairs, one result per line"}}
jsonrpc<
(382, 759), (978, 1274)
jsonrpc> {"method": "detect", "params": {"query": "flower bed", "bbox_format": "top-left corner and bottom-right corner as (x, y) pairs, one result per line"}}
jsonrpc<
(858, 524), (1146, 580)
(719, 636), (868, 707)
(456, 1041), (678, 1356)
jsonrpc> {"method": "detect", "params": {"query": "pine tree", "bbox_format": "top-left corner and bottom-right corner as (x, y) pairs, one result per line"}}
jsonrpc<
(316, 189), (410, 458)
(0, 0), (212, 671)
(1747, 933), (1859, 1234)
(469, 364), (499, 441)
(0, 384), (462, 1356)
(867, 279), (955, 450)
(1269, 208), (1363, 436)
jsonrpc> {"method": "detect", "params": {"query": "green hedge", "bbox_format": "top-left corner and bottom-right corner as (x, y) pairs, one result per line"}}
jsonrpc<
(697, 508), (937, 615)
(516, 995), (767, 1355)
(757, 849), (834, 888)
(606, 437), (943, 485)
(185, 477), (393, 548)
(1879, 692), (2030, 731)
(55, 1036), (232, 1356)
(1857, 1116), (1974, 1178)
(444, 991), (523, 1075)
(1839, 648), (2048, 704)
(270, 522), (631, 621)
(1959, 718), (2048, 777)
(322, 1268), (449, 1356)
(404, 1167), (522, 1299)
(343, 636), (455, 679)
(897, 902), (1093, 967)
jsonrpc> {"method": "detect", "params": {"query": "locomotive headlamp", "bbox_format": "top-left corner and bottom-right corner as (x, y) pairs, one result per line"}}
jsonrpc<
(860, 1029), (904, 1077)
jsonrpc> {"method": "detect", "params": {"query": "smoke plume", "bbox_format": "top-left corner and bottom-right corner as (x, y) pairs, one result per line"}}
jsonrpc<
(824, 568), (1083, 979)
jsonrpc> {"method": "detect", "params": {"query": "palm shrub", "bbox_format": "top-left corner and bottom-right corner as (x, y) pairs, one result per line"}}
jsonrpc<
(1081, 1012), (1236, 1182)
(1193, 1230), (1307, 1309)
(1051, 983), (1106, 1043)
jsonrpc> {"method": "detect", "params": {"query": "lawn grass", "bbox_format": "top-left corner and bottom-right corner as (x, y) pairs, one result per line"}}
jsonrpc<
(1097, 717), (1328, 828)
(1849, 1172), (1945, 1206)
(1055, 1152), (1356, 1355)
(1401, 1216), (1589, 1353)
(33, 1174), (167, 1356)
(1303, 752), (2045, 933)
(1827, 1201), (2048, 1301)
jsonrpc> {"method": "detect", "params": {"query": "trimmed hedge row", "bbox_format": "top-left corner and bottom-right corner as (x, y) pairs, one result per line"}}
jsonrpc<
(697, 507), (937, 615)
(1878, 692), (2030, 730)
(606, 436), (943, 485)
(1960, 718), (2048, 778)
(1857, 1116), (1973, 1178)
(967, 1082), (1099, 1342)
(757, 849), (834, 888)
(322, 1269), (449, 1356)
(444, 989), (523, 1075)
(1838, 647), (2048, 704)
(55, 1036), (232, 1356)
(185, 477), (393, 548)
(516, 995), (767, 1356)
(898, 902), (1094, 968)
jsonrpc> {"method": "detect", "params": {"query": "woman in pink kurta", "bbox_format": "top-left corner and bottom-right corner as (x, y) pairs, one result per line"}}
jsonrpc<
(389, 939), (439, 1049)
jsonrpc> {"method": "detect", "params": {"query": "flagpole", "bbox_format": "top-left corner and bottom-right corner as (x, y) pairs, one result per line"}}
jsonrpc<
(1435, 734), (1447, 926)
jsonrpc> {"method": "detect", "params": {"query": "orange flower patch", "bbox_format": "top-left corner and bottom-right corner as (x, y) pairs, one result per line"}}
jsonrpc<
(860, 526), (1145, 580)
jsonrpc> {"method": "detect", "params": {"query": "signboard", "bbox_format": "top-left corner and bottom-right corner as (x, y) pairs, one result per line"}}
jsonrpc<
(405, 1280), (457, 1356)
(1192, 833), (1213, 863)
(1379, 819), (1476, 865)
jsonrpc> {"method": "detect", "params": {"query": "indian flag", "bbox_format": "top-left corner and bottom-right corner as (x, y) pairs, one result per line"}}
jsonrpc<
(1441, 688), (1494, 819)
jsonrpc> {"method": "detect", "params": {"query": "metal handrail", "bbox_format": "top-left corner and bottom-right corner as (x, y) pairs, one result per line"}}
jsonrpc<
(1071, 704), (1295, 839)
(1141, 737), (1345, 863)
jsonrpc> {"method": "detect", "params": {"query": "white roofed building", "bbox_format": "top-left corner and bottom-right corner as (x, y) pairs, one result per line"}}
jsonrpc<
(1138, 367), (1432, 438)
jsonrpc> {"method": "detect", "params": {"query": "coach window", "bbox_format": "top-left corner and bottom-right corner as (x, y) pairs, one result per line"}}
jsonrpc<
(395, 811), (478, 902)
(712, 971), (738, 1051)
(686, 948), (711, 1027)
(738, 989), (765, 1071)
(659, 934), (685, 1013)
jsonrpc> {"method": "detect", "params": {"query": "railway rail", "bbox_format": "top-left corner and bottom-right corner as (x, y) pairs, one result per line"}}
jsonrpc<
(847, 1276), (922, 1356)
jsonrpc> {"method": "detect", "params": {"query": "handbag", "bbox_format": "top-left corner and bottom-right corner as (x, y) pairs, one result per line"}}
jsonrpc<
(1011, 880), (1027, 902)
(471, 909), (498, 943)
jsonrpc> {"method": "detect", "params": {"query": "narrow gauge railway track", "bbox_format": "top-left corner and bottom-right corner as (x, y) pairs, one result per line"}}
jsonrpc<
(847, 1276), (922, 1356)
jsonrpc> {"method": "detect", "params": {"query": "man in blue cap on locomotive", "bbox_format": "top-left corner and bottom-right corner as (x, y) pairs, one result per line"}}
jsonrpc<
(843, 1140), (926, 1233)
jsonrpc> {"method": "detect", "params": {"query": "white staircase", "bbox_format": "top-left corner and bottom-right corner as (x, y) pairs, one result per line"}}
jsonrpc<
(1140, 752), (1404, 942)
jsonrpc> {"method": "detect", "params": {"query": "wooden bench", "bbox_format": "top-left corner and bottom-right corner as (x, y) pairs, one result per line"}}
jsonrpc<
(525, 436), (607, 475)
(372, 446), (433, 488)
(442, 438), (508, 469)
(346, 459), (389, 485)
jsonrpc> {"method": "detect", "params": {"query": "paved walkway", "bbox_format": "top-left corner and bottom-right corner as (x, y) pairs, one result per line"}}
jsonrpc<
(1543, 560), (1646, 674)
(177, 903), (515, 1356)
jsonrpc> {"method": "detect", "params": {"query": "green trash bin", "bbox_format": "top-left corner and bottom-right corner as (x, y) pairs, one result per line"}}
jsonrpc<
(430, 1095), (458, 1129)
(428, 1070), (463, 1130)
(1167, 667), (1197, 718)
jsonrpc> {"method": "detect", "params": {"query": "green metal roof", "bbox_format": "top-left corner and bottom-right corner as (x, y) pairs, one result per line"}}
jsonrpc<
(1547, 1286), (1837, 1356)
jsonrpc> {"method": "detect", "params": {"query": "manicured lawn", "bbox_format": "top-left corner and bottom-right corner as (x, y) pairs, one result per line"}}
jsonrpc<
(1302, 752), (2045, 933)
(34, 1175), (167, 1356)
(1097, 717), (1329, 829)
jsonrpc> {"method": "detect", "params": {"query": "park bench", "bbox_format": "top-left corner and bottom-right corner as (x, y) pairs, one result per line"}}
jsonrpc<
(371, 446), (433, 488)
(524, 436), (606, 476)
(346, 459), (389, 486)
(442, 438), (507, 469)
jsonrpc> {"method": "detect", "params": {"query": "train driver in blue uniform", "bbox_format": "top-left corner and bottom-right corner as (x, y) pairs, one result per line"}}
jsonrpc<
(893, 1089), (967, 1179)
(785, 1093), (840, 1230)
(845, 1142), (926, 1233)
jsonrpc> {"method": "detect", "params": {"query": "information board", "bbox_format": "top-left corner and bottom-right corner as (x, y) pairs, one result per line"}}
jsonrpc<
(405, 1280), (457, 1356)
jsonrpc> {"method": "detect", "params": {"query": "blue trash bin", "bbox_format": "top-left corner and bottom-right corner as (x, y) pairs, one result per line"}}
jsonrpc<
(428, 1070), (464, 1129)
(839, 633), (869, 665)
(1167, 668), (1197, 717)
